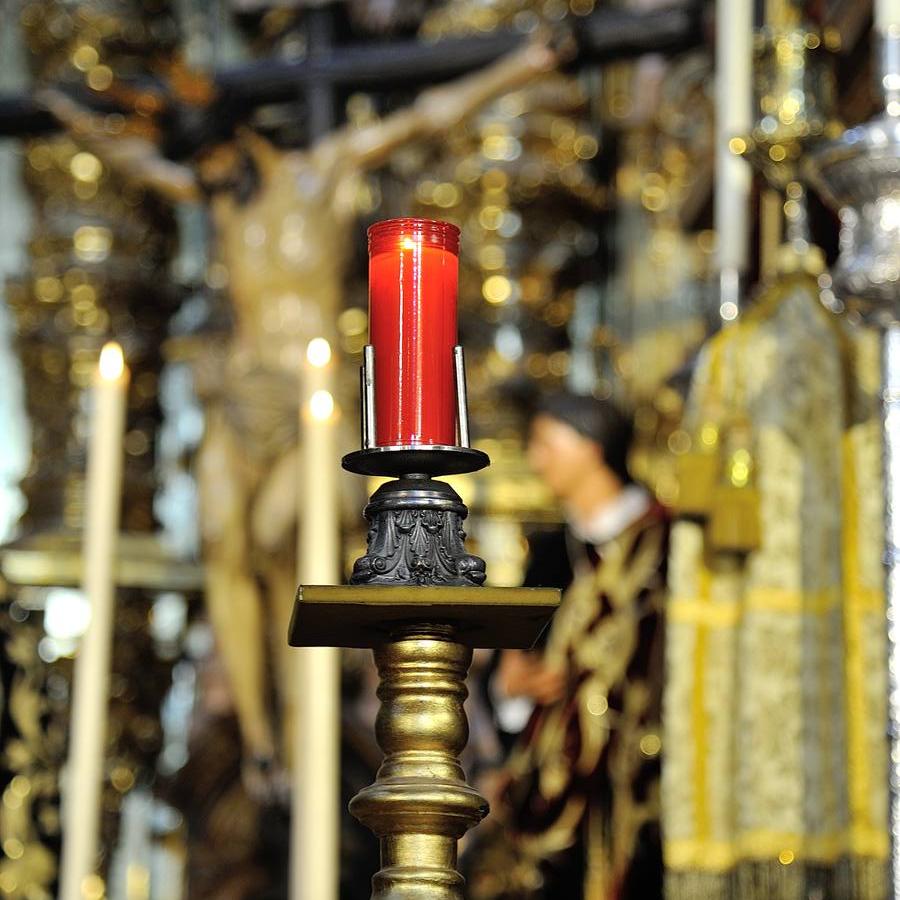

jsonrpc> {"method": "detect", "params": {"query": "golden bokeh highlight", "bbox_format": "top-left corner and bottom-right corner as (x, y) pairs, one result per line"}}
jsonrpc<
(310, 390), (335, 421)
(306, 338), (332, 368)
(482, 275), (512, 304)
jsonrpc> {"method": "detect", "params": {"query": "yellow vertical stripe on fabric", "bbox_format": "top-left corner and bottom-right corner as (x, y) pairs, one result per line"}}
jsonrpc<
(841, 431), (875, 840)
(691, 567), (713, 843)
(674, 324), (727, 870)
(815, 583), (838, 833)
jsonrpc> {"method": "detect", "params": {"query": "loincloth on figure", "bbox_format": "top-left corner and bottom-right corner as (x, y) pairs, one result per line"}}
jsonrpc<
(219, 365), (300, 463)
(197, 357), (302, 558)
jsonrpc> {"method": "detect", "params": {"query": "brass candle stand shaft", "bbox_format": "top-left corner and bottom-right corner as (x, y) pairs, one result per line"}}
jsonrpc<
(351, 624), (482, 899)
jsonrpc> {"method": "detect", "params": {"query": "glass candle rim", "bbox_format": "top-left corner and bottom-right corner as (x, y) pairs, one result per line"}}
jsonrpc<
(368, 217), (460, 255)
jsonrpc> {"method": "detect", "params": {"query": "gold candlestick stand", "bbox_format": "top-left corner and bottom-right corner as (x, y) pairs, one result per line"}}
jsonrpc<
(736, 10), (841, 276)
(290, 345), (559, 899)
(291, 585), (556, 898)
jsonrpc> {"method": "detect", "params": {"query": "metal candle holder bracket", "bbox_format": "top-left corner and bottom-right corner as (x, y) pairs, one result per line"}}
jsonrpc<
(343, 343), (489, 478)
(740, 24), (839, 190)
(805, 30), (900, 322)
(737, 23), (840, 276)
(290, 344), (560, 900)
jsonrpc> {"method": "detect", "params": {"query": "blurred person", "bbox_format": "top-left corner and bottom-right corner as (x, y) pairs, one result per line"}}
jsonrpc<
(467, 392), (669, 900)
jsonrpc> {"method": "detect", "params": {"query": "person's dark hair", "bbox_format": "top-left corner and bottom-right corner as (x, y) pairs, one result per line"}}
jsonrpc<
(533, 391), (634, 484)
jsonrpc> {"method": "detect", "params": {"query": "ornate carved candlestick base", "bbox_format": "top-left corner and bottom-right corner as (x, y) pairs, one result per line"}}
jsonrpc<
(350, 476), (486, 587)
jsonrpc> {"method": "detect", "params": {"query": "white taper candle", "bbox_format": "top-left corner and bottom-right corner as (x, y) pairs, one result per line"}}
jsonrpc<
(60, 342), (129, 900)
(876, 0), (900, 34)
(291, 337), (341, 900)
(715, 0), (754, 318)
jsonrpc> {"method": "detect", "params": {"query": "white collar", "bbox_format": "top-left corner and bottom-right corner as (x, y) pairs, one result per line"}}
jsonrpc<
(566, 484), (651, 547)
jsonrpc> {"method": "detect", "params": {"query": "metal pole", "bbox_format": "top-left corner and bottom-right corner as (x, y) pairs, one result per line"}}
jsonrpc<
(714, 0), (753, 322)
(884, 324), (900, 898)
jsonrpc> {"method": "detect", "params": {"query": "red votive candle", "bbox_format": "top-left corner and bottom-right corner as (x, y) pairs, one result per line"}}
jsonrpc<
(368, 218), (459, 447)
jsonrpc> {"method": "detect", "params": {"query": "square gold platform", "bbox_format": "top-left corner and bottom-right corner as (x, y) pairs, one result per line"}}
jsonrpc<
(289, 584), (560, 649)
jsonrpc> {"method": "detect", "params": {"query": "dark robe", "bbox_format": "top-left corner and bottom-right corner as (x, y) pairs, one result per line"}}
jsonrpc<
(467, 504), (669, 900)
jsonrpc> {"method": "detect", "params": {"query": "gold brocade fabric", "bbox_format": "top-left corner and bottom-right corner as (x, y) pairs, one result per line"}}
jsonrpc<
(663, 275), (889, 899)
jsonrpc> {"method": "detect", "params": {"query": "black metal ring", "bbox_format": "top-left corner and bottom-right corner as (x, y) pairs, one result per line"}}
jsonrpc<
(342, 445), (490, 477)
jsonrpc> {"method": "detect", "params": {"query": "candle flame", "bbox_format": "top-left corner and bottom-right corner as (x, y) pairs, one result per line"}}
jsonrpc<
(309, 390), (335, 421)
(98, 342), (125, 381)
(306, 338), (332, 368)
(400, 237), (417, 251)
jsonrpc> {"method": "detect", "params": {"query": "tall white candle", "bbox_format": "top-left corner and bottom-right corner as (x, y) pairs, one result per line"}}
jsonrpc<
(875, 0), (900, 115)
(60, 342), (129, 900)
(715, 0), (754, 316)
(876, 0), (900, 33)
(291, 337), (341, 900)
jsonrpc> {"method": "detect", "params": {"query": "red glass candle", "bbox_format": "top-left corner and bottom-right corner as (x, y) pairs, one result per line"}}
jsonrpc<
(368, 218), (459, 447)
